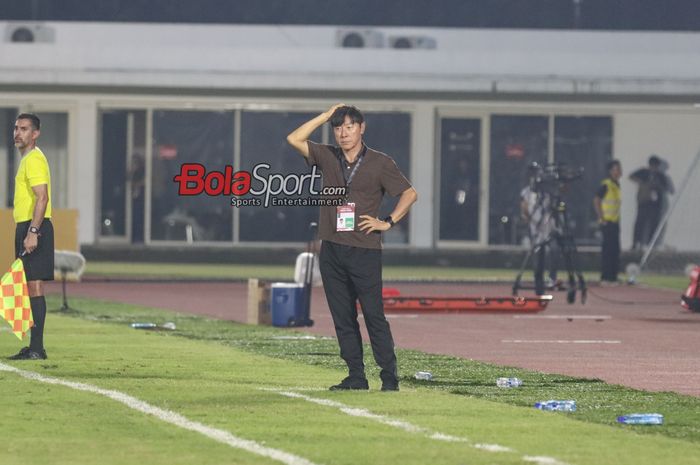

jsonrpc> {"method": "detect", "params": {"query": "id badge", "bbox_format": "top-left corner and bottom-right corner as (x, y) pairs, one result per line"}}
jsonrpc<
(336, 203), (355, 232)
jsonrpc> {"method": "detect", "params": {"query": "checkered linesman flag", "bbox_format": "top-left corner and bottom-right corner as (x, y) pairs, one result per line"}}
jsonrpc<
(1, 259), (33, 340)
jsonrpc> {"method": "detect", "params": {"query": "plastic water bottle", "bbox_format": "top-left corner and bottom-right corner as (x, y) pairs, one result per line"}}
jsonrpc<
(617, 413), (664, 425)
(496, 377), (523, 388)
(130, 322), (157, 329)
(534, 400), (577, 412)
(414, 371), (433, 381)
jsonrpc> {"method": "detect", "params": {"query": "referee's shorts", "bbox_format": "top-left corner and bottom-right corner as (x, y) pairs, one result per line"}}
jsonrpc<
(15, 219), (55, 282)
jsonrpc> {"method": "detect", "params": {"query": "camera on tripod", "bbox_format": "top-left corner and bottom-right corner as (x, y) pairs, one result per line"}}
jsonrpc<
(515, 161), (587, 304)
(530, 162), (584, 195)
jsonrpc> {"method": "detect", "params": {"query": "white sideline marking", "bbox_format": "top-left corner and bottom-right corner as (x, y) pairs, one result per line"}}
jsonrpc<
(268, 390), (575, 464)
(513, 315), (611, 320)
(275, 390), (465, 442)
(502, 340), (621, 344)
(260, 387), (328, 392)
(0, 362), (318, 465)
(524, 456), (571, 465)
(475, 443), (514, 452)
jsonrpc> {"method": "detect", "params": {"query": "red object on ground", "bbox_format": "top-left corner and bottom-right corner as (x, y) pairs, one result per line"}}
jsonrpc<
(381, 289), (552, 314)
(681, 266), (700, 312)
(382, 287), (401, 297)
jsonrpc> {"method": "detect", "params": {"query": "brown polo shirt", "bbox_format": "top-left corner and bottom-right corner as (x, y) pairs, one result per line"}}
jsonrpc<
(307, 141), (412, 249)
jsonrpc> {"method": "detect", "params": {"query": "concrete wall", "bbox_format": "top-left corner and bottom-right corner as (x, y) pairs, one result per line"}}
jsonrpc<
(615, 111), (700, 252)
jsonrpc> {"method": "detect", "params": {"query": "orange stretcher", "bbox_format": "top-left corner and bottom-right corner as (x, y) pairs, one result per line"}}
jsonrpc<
(381, 288), (552, 314)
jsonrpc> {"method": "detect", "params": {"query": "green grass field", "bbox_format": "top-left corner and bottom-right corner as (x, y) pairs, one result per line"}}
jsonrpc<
(1, 296), (699, 465)
(83, 261), (690, 290)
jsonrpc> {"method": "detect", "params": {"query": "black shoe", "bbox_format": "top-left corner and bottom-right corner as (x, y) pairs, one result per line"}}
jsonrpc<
(329, 377), (369, 391)
(8, 346), (30, 359)
(381, 382), (400, 392)
(8, 347), (47, 360)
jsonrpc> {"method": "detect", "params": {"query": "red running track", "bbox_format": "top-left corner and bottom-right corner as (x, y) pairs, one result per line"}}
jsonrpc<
(46, 280), (700, 397)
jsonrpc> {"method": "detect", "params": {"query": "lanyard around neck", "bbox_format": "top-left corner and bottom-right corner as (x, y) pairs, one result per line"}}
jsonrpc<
(338, 144), (367, 188)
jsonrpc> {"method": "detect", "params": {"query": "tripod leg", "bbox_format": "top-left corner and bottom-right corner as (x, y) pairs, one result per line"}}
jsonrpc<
(512, 247), (535, 296)
(567, 240), (587, 304)
(556, 234), (578, 304)
(61, 271), (69, 311)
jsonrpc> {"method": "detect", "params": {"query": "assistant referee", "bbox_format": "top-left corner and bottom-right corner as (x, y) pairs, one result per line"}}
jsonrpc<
(8, 113), (54, 361)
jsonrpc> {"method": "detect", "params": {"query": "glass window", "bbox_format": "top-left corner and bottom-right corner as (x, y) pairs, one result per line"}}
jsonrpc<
(438, 118), (481, 241)
(554, 116), (612, 245)
(239, 111), (321, 242)
(489, 115), (548, 245)
(151, 110), (234, 242)
(362, 112), (411, 244)
(99, 111), (128, 237)
(99, 110), (147, 241)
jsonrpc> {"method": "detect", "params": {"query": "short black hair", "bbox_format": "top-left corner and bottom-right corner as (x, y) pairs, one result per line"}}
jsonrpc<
(17, 113), (40, 130)
(329, 106), (364, 127)
(606, 159), (621, 172)
(648, 155), (662, 167)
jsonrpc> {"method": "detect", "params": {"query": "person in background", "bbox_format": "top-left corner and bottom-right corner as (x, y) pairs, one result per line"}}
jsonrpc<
(629, 155), (673, 250)
(593, 160), (622, 286)
(520, 162), (558, 295)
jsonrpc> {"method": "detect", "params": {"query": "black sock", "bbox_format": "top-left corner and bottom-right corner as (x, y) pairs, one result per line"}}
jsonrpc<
(29, 296), (47, 353)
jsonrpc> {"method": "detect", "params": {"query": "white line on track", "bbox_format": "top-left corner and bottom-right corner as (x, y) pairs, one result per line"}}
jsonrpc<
(0, 362), (319, 465)
(358, 314), (420, 319)
(513, 315), (611, 320)
(502, 339), (621, 344)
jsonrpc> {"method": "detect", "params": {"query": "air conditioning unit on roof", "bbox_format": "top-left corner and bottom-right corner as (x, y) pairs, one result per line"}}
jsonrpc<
(4, 23), (56, 43)
(388, 35), (437, 50)
(335, 29), (384, 49)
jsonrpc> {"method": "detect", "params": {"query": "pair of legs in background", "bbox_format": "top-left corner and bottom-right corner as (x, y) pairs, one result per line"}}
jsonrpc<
(8, 220), (53, 360)
(319, 241), (398, 391)
(533, 242), (559, 296)
(601, 221), (621, 283)
(633, 202), (662, 250)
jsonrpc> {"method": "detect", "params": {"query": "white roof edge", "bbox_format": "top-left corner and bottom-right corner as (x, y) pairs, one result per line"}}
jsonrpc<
(2, 21), (699, 95)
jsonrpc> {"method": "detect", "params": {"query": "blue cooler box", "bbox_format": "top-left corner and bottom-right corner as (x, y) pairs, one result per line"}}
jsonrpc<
(270, 282), (306, 327)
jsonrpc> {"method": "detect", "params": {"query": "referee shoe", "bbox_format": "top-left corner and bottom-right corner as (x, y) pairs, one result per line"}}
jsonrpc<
(7, 346), (48, 360)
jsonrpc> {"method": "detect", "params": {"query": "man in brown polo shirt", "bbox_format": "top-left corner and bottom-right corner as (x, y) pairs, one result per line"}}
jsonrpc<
(287, 104), (417, 391)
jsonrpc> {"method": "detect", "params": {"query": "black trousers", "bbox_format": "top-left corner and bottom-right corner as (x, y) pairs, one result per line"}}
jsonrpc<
(319, 241), (398, 384)
(532, 241), (558, 295)
(601, 222), (620, 282)
(633, 202), (662, 248)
